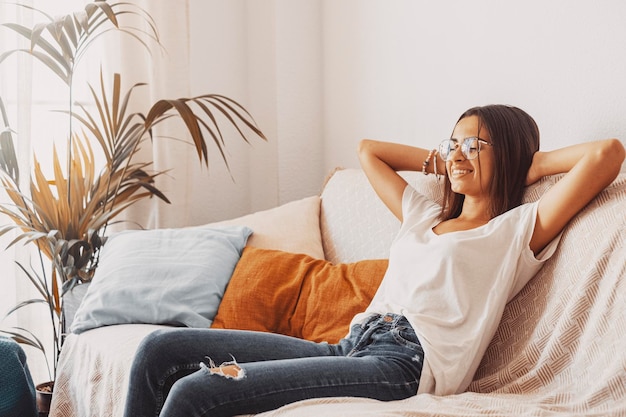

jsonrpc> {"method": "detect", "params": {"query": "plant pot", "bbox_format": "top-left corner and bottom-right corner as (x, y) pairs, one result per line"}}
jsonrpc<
(36, 381), (54, 416)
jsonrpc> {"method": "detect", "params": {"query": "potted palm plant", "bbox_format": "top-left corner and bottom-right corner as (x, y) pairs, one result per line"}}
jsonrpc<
(0, 1), (265, 410)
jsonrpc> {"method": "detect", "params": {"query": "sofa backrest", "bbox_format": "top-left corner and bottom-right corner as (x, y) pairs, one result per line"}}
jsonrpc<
(320, 169), (443, 264)
(319, 168), (564, 264)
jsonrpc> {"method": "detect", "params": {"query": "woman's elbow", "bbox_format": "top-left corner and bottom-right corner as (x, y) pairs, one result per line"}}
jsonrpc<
(358, 139), (377, 162)
(358, 139), (374, 154)
(611, 138), (625, 163)
(596, 138), (625, 178)
(603, 138), (625, 165)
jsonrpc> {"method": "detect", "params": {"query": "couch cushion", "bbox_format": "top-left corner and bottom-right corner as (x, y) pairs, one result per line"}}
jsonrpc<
(210, 195), (324, 259)
(70, 225), (251, 334)
(320, 169), (444, 263)
(211, 246), (388, 343)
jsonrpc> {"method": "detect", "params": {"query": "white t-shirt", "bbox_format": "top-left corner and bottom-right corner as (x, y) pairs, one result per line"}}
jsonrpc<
(350, 185), (561, 396)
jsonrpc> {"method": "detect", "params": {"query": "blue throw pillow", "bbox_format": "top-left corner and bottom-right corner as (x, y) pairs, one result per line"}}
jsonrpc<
(70, 225), (252, 334)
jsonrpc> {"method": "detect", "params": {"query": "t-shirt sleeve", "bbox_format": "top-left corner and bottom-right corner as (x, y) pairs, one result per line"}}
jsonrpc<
(399, 185), (442, 234)
(507, 201), (562, 300)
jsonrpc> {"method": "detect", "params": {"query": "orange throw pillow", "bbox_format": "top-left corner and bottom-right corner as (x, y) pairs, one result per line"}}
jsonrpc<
(211, 247), (388, 343)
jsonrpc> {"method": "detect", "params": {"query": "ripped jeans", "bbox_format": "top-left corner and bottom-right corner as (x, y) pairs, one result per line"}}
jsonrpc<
(123, 313), (424, 417)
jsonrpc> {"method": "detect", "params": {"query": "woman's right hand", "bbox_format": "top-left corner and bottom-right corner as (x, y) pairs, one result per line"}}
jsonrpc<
(358, 139), (436, 221)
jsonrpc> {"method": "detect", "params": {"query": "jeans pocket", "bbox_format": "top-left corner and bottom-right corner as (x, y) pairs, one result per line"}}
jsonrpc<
(391, 326), (422, 352)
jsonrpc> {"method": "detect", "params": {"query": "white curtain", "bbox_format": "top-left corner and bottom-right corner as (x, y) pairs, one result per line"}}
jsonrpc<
(119, 0), (327, 230)
(117, 0), (275, 230)
(109, 0), (200, 230)
(0, 0), (98, 385)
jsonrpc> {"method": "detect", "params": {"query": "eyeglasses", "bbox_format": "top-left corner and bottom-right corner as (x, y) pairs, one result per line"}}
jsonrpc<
(438, 137), (493, 161)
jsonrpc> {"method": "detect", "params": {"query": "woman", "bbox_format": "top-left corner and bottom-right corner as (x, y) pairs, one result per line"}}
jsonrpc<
(123, 105), (624, 417)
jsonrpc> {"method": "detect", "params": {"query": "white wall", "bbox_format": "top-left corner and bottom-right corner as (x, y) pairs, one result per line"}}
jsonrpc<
(322, 1), (626, 171)
(185, 0), (626, 223)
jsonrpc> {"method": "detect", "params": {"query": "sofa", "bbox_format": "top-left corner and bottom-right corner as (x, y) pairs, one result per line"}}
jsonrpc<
(50, 168), (626, 417)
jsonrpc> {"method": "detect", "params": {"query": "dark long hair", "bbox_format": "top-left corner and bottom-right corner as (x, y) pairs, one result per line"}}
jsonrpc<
(441, 105), (540, 220)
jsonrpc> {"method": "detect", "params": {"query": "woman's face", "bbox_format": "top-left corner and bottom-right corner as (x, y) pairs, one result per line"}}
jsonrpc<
(447, 115), (495, 198)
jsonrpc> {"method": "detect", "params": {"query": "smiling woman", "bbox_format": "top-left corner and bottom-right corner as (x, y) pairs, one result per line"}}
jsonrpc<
(356, 103), (623, 395)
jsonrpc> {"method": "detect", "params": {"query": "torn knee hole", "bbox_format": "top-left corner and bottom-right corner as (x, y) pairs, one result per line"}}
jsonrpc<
(200, 356), (246, 380)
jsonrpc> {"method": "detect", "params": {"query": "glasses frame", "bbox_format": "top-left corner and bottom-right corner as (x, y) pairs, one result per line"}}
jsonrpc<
(439, 137), (493, 161)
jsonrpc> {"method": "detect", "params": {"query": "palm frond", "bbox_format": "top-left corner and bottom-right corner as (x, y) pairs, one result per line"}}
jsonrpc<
(1, 1), (160, 85)
(4, 298), (48, 319)
(0, 24), (71, 83)
(0, 327), (47, 353)
(0, 325), (53, 381)
(14, 260), (48, 298)
(0, 97), (19, 184)
(143, 94), (268, 168)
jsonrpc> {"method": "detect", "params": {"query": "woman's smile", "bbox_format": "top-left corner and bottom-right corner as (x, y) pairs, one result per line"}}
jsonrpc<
(450, 167), (474, 177)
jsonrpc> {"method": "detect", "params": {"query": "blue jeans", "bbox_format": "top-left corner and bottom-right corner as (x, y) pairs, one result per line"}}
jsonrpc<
(123, 313), (424, 417)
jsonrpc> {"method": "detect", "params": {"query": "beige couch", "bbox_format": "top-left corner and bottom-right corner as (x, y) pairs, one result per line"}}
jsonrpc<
(50, 169), (626, 417)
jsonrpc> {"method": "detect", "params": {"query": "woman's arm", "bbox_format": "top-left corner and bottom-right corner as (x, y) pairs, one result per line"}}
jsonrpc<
(528, 138), (625, 255)
(358, 140), (443, 221)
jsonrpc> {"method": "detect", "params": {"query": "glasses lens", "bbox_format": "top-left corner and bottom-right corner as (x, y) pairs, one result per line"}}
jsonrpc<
(462, 137), (479, 160)
(439, 140), (452, 161)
